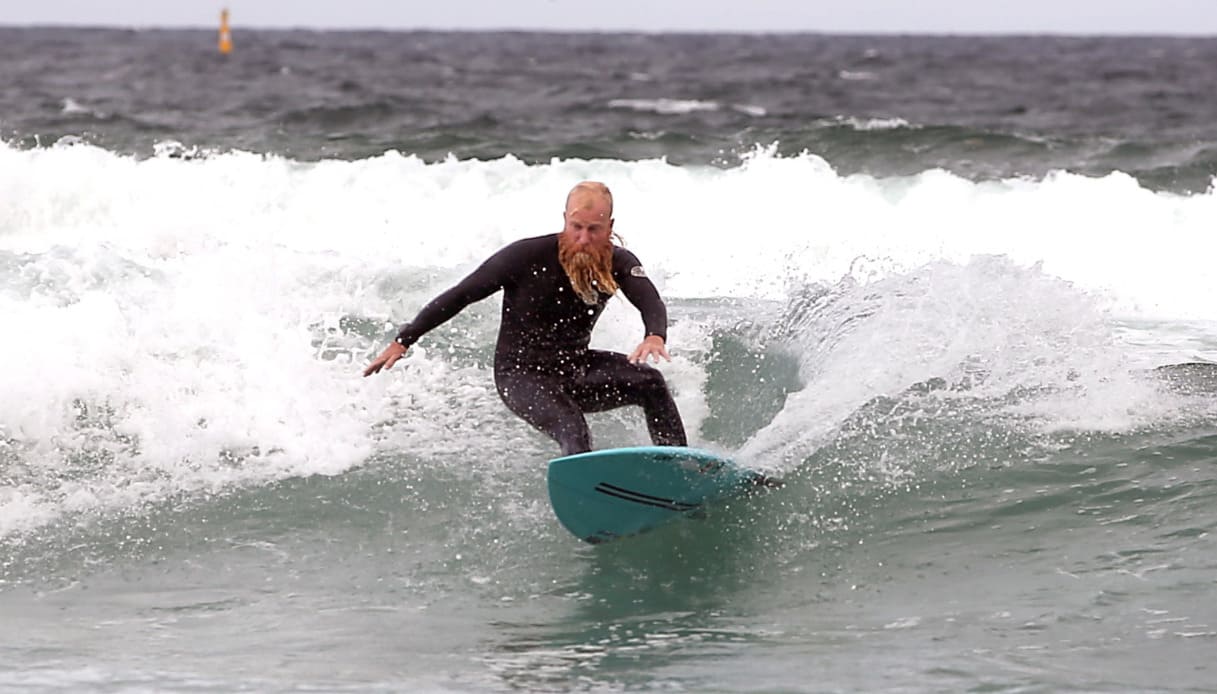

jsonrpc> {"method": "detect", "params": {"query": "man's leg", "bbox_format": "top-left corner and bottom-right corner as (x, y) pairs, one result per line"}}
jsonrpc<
(494, 369), (593, 456)
(569, 351), (688, 447)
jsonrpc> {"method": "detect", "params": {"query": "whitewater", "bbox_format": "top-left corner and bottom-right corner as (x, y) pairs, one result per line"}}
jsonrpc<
(2, 141), (1215, 542)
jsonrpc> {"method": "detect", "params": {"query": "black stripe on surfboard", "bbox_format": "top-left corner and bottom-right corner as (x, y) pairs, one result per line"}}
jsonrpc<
(594, 483), (700, 512)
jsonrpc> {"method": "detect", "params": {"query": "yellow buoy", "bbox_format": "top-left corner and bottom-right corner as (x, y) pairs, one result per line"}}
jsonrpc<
(218, 9), (233, 55)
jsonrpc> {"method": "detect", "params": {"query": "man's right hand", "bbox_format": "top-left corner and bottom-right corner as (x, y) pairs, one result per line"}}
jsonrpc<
(363, 341), (407, 377)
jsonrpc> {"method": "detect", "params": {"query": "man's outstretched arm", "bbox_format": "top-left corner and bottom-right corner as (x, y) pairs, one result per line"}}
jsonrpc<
(363, 248), (514, 376)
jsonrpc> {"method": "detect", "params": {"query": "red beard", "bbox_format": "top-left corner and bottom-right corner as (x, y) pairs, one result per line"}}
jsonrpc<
(558, 234), (618, 305)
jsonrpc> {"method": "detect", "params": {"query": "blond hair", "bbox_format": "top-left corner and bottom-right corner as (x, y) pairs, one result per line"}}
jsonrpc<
(565, 181), (614, 215)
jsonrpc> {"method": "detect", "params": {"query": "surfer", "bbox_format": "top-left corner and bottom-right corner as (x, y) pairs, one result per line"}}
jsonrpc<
(363, 181), (687, 456)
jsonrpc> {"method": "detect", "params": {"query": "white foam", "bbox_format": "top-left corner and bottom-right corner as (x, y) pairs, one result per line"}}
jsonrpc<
(835, 115), (911, 130)
(732, 103), (768, 117)
(837, 70), (879, 82)
(5, 142), (1215, 319)
(2, 141), (1215, 536)
(60, 97), (93, 116)
(607, 98), (720, 115)
(737, 256), (1172, 470)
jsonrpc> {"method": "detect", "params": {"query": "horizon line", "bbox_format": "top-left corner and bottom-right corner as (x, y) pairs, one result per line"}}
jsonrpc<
(1, 21), (1215, 38)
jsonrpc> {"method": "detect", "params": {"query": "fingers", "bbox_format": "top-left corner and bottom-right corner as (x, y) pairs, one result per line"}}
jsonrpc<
(629, 344), (651, 364)
(654, 344), (671, 362)
(362, 344), (406, 377)
(634, 349), (656, 364)
(362, 357), (385, 377)
(628, 343), (671, 364)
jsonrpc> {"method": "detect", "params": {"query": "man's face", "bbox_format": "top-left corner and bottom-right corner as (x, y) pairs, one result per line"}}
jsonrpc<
(562, 199), (614, 252)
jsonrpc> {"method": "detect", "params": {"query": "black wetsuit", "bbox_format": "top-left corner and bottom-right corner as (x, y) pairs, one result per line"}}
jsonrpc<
(395, 233), (687, 455)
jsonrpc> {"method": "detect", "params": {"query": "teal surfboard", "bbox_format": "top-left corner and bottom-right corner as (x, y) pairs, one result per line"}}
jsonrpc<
(546, 446), (777, 544)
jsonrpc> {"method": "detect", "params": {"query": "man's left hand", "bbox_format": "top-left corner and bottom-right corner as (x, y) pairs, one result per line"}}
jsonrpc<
(629, 335), (670, 364)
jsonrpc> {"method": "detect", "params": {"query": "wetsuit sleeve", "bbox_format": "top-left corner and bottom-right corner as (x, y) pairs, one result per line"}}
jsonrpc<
(615, 248), (668, 342)
(394, 244), (517, 349)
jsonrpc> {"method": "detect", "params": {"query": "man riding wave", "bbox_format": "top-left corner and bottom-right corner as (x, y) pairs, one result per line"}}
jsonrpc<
(364, 181), (687, 456)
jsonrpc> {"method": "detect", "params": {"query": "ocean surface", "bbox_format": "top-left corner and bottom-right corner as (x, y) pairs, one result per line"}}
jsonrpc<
(2, 27), (1217, 692)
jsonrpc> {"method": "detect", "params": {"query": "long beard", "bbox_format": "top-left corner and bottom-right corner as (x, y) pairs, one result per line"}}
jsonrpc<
(558, 236), (618, 306)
